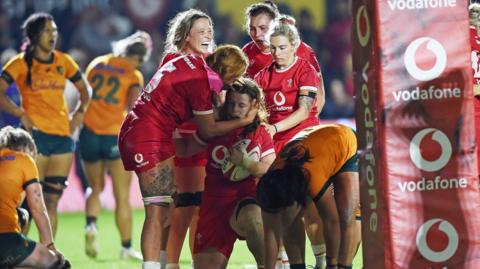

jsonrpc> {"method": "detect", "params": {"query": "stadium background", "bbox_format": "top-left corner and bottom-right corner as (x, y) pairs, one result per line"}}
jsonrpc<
(0, 0), (360, 268)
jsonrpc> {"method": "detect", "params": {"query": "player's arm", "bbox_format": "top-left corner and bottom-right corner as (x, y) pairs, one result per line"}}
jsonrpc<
(0, 76), (34, 131)
(316, 79), (326, 115)
(272, 87), (317, 133)
(70, 74), (91, 133)
(126, 84), (141, 111)
(173, 131), (207, 157)
(194, 107), (258, 139)
(229, 148), (275, 177)
(25, 181), (54, 245)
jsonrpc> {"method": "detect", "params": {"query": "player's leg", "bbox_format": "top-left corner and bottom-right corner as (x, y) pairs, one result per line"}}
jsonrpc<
(331, 171), (360, 268)
(229, 198), (264, 267)
(304, 202), (326, 269)
(138, 158), (175, 269)
(166, 164), (205, 267)
(107, 158), (142, 260)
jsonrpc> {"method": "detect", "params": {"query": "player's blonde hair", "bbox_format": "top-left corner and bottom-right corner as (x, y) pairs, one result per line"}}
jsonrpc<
(268, 20), (301, 49)
(0, 126), (37, 157)
(164, 9), (214, 54)
(470, 3), (480, 29)
(205, 45), (249, 84)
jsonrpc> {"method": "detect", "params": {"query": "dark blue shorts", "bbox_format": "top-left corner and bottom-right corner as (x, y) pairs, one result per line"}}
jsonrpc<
(0, 232), (36, 267)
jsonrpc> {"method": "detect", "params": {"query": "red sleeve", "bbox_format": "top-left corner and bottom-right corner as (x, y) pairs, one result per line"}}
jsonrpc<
(258, 126), (275, 159)
(254, 69), (267, 89)
(306, 49), (321, 73)
(298, 62), (320, 91)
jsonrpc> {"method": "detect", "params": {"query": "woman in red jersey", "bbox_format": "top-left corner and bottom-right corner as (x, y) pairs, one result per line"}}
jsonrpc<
(242, 1), (322, 79)
(254, 19), (327, 269)
(159, 9), (218, 269)
(118, 44), (253, 269)
(175, 78), (275, 269)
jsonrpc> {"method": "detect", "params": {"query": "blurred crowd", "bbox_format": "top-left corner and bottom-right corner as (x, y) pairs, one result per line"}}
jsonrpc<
(0, 0), (354, 120)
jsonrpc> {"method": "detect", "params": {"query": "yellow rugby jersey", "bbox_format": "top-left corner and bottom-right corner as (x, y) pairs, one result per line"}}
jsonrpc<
(83, 54), (144, 135)
(290, 124), (357, 198)
(0, 148), (39, 233)
(1, 50), (82, 136)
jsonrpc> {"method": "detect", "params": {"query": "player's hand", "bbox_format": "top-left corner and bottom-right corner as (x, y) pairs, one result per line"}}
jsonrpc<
(229, 146), (245, 166)
(265, 124), (277, 138)
(52, 248), (71, 268)
(20, 114), (34, 133)
(70, 110), (84, 134)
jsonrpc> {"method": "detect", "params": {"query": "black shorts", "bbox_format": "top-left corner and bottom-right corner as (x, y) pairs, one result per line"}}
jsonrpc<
(0, 232), (36, 268)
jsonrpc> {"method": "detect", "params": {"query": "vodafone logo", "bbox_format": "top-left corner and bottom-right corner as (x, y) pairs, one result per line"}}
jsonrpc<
(355, 5), (370, 47)
(404, 37), (447, 81)
(134, 153), (144, 164)
(416, 218), (458, 262)
(211, 139), (260, 182)
(409, 128), (451, 172)
(273, 91), (286, 106)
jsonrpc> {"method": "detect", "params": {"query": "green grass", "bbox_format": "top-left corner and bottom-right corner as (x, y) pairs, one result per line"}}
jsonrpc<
(30, 209), (363, 268)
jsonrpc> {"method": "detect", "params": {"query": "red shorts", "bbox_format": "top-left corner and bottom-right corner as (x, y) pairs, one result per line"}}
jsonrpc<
(194, 194), (247, 258)
(118, 117), (174, 173)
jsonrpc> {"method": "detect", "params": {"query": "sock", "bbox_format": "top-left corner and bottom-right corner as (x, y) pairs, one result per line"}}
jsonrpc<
(121, 239), (132, 249)
(289, 264), (306, 269)
(326, 256), (338, 268)
(279, 248), (289, 264)
(143, 261), (161, 269)
(312, 244), (326, 268)
(338, 264), (352, 269)
(165, 264), (179, 269)
(86, 216), (97, 227)
(160, 251), (167, 268)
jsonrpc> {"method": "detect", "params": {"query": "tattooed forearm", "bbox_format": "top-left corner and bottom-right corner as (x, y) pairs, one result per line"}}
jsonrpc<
(298, 95), (315, 112)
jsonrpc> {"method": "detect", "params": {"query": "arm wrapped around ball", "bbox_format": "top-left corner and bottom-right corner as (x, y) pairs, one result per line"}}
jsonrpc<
(229, 146), (275, 178)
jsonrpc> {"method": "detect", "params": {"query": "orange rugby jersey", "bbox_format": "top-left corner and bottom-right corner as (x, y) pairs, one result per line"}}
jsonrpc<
(290, 124), (357, 198)
(1, 51), (82, 136)
(0, 148), (39, 233)
(83, 54), (144, 135)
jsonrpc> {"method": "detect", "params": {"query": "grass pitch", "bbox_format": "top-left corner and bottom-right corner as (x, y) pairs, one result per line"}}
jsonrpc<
(30, 209), (363, 268)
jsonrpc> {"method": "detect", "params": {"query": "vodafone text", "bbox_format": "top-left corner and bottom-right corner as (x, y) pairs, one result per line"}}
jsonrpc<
(388, 0), (456, 11)
(393, 87), (461, 101)
(398, 176), (467, 192)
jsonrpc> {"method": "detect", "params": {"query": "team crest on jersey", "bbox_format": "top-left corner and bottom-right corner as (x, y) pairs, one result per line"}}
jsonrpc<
(56, 66), (64, 75)
(287, 78), (293, 87)
(211, 139), (261, 182)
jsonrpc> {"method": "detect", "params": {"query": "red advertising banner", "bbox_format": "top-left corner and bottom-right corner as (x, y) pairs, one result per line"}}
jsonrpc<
(352, 1), (480, 268)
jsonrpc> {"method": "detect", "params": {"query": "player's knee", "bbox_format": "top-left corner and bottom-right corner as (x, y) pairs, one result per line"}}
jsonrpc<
(338, 208), (355, 228)
(42, 176), (68, 196)
(173, 191), (202, 208)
